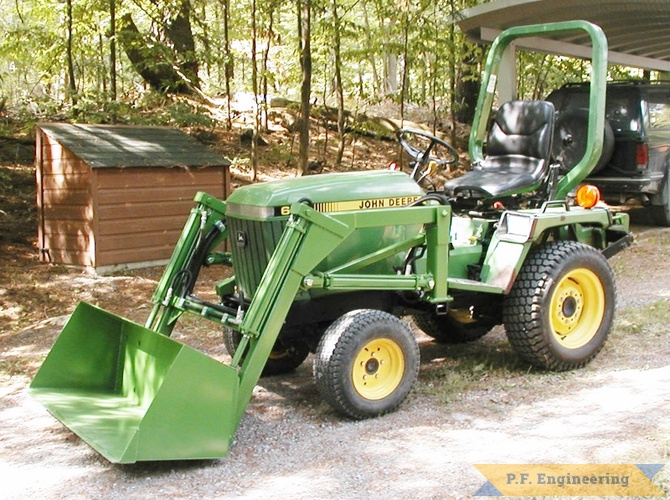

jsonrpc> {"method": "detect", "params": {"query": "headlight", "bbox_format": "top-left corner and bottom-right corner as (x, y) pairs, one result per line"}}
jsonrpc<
(498, 212), (536, 242)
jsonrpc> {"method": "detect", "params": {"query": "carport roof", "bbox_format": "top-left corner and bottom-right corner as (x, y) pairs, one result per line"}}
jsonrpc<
(456, 0), (670, 71)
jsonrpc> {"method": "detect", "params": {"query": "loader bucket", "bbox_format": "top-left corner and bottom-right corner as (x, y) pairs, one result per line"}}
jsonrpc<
(30, 302), (241, 463)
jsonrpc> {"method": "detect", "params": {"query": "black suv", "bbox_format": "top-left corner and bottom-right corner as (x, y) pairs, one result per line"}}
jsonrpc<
(547, 81), (670, 225)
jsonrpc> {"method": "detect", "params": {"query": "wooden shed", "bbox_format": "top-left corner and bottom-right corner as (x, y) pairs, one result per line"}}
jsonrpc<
(36, 123), (231, 272)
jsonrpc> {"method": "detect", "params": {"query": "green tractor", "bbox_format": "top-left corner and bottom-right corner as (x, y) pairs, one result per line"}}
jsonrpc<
(31, 20), (631, 463)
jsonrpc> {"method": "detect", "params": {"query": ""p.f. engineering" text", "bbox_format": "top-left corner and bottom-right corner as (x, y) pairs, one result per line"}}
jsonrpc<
(506, 472), (629, 488)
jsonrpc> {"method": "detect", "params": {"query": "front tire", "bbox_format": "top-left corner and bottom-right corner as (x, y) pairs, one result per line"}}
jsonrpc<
(503, 241), (616, 371)
(314, 309), (420, 419)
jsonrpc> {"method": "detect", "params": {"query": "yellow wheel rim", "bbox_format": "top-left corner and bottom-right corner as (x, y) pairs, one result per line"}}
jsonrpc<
(549, 268), (605, 349)
(449, 308), (476, 324)
(351, 338), (405, 400)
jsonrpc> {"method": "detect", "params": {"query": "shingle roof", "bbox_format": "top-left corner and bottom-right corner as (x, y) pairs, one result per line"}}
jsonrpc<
(39, 123), (230, 168)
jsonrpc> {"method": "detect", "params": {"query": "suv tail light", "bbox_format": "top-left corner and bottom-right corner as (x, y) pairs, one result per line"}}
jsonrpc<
(636, 143), (649, 170)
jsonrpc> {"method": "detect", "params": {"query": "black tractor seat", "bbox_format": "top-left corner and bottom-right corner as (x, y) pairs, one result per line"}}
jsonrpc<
(444, 100), (556, 200)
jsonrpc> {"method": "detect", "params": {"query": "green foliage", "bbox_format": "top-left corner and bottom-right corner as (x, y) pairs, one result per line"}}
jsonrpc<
(0, 0), (484, 125)
(0, 0), (655, 132)
(516, 51), (642, 100)
(167, 101), (216, 127)
(119, 94), (215, 127)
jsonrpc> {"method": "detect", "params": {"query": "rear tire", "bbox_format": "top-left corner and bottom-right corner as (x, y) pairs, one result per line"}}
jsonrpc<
(314, 309), (419, 419)
(223, 327), (309, 376)
(503, 241), (615, 371)
(412, 309), (491, 344)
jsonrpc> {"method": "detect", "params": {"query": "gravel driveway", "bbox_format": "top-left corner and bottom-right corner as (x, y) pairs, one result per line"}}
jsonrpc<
(1, 207), (669, 499)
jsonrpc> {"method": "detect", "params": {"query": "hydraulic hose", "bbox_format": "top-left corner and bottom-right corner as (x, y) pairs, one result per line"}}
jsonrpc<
(175, 219), (226, 298)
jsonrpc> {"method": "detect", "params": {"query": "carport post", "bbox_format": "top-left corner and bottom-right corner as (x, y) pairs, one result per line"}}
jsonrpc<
(498, 41), (517, 102)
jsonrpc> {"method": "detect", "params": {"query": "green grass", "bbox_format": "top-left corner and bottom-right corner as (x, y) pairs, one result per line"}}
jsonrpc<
(416, 300), (670, 406)
(418, 335), (537, 404)
(614, 300), (670, 336)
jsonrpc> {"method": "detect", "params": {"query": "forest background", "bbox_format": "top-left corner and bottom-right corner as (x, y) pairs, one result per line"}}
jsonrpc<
(0, 0), (643, 177)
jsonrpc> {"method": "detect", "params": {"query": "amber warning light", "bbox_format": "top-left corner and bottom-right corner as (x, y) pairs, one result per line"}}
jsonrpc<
(576, 184), (601, 209)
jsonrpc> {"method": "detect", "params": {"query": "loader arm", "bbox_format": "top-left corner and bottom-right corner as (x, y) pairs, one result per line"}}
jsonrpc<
(233, 202), (450, 422)
(30, 195), (452, 462)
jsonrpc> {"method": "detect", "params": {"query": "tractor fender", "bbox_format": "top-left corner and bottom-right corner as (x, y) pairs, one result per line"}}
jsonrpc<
(480, 238), (531, 294)
(480, 207), (614, 293)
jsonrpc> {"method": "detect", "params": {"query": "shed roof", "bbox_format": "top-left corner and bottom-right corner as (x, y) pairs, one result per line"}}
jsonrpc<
(39, 123), (230, 169)
(456, 0), (670, 72)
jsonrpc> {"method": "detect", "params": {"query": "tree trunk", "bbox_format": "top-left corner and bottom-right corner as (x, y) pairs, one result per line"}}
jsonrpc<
(262, 6), (275, 132)
(163, 0), (200, 88)
(453, 47), (481, 124)
(109, 0), (117, 105)
(382, 16), (398, 96)
(362, 0), (381, 97)
(449, 3), (457, 144)
(297, 0), (312, 176)
(222, 0), (233, 129)
(331, 0), (345, 165)
(250, 0), (259, 182)
(385, 54), (398, 95)
(65, 0), (77, 109)
(117, 13), (189, 93)
(97, 32), (108, 94)
(399, 12), (410, 125)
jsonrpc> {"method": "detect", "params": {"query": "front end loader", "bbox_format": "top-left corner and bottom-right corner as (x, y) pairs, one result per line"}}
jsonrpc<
(31, 20), (632, 463)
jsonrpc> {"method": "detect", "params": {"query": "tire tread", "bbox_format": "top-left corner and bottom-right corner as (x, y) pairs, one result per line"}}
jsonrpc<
(503, 241), (616, 371)
(314, 309), (419, 419)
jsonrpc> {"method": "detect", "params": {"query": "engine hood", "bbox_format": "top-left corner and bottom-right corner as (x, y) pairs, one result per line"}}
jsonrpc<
(226, 170), (424, 218)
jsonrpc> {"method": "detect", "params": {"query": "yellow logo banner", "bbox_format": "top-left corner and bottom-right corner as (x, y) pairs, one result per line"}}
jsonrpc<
(474, 464), (665, 497)
(279, 195), (422, 215)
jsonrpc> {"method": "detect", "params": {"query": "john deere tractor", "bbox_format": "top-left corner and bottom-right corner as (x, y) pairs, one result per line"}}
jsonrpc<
(31, 20), (632, 463)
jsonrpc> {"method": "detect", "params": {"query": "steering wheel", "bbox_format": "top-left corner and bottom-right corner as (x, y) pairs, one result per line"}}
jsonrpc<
(396, 129), (459, 184)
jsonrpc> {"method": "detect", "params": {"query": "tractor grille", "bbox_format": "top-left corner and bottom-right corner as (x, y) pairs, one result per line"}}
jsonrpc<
(227, 216), (286, 298)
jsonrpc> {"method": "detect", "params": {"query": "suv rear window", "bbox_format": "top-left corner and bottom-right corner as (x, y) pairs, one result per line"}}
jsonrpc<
(548, 87), (640, 132)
